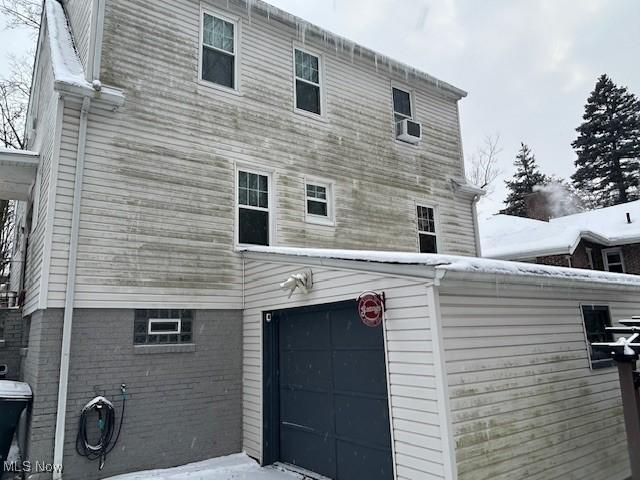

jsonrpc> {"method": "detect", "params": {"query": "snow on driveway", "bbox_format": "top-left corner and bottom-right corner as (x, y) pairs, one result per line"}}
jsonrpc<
(104, 454), (305, 480)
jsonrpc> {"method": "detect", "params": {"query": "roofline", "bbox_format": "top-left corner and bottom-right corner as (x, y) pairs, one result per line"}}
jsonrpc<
(242, 0), (467, 99)
(0, 149), (40, 167)
(238, 246), (640, 291)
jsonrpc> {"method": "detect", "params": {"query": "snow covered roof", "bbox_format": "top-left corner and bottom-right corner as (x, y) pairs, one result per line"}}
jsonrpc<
(480, 200), (640, 260)
(242, 0), (467, 99)
(43, 0), (124, 105)
(239, 245), (640, 289)
(0, 148), (39, 201)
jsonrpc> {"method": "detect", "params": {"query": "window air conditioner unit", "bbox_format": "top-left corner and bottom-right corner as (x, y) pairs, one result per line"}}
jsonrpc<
(396, 119), (422, 144)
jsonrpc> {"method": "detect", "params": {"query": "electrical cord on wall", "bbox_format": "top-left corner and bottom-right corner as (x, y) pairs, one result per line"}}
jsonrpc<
(75, 384), (127, 470)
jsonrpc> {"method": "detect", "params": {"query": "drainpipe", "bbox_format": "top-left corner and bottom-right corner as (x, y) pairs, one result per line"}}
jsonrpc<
(52, 96), (91, 478)
(472, 195), (482, 257)
(86, 0), (105, 83)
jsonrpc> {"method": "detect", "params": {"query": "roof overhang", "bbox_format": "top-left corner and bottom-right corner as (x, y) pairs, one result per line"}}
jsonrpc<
(0, 149), (39, 201)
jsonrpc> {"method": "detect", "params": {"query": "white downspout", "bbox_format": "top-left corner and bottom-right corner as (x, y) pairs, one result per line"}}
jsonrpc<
(472, 195), (482, 258)
(86, 0), (105, 83)
(52, 96), (91, 479)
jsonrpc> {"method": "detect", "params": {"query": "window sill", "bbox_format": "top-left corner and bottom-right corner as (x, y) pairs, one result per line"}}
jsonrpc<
(293, 107), (328, 124)
(305, 216), (335, 227)
(134, 344), (196, 355)
(197, 79), (242, 97)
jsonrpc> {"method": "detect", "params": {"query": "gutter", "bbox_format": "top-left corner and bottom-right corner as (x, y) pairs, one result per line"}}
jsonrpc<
(52, 96), (91, 479)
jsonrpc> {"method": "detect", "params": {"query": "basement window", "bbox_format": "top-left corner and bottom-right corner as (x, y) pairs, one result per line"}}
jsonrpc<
(603, 248), (625, 273)
(417, 205), (438, 254)
(134, 310), (193, 345)
(294, 48), (322, 115)
(201, 12), (237, 89)
(238, 169), (271, 246)
(581, 305), (614, 369)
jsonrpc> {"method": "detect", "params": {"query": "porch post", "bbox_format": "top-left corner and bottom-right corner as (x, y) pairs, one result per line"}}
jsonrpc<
(618, 360), (640, 479)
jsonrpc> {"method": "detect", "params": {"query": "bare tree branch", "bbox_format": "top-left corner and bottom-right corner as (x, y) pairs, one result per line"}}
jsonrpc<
(0, 0), (42, 32)
(466, 134), (503, 194)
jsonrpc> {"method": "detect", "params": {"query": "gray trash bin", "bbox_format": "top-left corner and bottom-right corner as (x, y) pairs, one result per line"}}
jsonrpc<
(0, 381), (32, 477)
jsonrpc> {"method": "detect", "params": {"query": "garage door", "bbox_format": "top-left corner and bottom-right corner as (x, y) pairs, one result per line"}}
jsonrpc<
(264, 301), (393, 480)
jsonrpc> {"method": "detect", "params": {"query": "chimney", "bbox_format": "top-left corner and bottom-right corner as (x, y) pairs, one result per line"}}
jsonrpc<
(525, 191), (552, 221)
(627, 212), (632, 224)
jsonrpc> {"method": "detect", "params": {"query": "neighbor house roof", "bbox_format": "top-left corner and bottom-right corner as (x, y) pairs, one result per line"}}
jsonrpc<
(480, 200), (640, 260)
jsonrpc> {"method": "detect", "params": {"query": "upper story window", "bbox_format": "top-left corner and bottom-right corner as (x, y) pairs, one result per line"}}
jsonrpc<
(393, 87), (413, 122)
(581, 305), (614, 369)
(238, 169), (271, 246)
(294, 48), (322, 115)
(417, 205), (438, 254)
(202, 12), (237, 89)
(305, 180), (334, 225)
(603, 248), (625, 273)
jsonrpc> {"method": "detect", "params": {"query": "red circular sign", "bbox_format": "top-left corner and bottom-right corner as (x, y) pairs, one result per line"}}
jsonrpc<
(358, 294), (384, 328)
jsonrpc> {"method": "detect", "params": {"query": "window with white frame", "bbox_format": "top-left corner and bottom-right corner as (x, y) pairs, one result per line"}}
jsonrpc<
(603, 248), (625, 273)
(305, 181), (333, 223)
(238, 169), (270, 246)
(134, 309), (194, 345)
(294, 49), (321, 115)
(393, 87), (413, 122)
(417, 205), (438, 253)
(201, 12), (237, 89)
(581, 305), (614, 368)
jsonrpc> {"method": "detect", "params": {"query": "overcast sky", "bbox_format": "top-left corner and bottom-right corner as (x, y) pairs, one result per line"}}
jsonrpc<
(1, 1), (639, 216)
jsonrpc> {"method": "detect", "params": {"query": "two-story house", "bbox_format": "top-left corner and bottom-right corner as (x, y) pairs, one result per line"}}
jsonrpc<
(2, 1), (640, 480)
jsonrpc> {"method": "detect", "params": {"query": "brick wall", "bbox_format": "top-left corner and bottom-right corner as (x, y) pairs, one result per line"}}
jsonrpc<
(622, 244), (640, 274)
(535, 254), (571, 267)
(59, 308), (243, 480)
(0, 309), (26, 380)
(19, 308), (242, 480)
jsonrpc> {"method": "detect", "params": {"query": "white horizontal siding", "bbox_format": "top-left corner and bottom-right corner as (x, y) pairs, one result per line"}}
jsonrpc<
(48, 0), (477, 308)
(242, 259), (450, 480)
(439, 279), (639, 480)
(63, 0), (92, 75)
(23, 28), (61, 315)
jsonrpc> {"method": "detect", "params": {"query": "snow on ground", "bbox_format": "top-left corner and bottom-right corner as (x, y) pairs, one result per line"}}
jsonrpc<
(104, 454), (303, 480)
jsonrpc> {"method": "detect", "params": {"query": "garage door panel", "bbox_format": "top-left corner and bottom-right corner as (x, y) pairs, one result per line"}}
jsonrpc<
(334, 394), (392, 448)
(280, 350), (332, 389)
(280, 389), (332, 434)
(280, 310), (331, 348)
(280, 426), (336, 479)
(333, 350), (388, 395)
(331, 311), (383, 348)
(273, 301), (393, 480)
(336, 440), (394, 480)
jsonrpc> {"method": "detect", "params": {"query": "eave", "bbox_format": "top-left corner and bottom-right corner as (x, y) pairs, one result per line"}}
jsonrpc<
(0, 149), (39, 201)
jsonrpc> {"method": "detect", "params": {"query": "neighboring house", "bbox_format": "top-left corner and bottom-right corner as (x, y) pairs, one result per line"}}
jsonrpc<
(480, 200), (640, 274)
(0, 1), (638, 480)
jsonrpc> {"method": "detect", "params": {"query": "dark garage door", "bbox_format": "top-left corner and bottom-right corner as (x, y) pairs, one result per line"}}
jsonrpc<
(264, 301), (393, 480)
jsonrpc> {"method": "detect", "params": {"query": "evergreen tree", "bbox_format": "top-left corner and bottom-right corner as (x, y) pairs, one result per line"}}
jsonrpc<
(572, 74), (640, 207)
(500, 143), (550, 217)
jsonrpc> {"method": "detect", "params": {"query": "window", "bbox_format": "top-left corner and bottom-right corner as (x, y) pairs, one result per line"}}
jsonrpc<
(294, 49), (321, 115)
(586, 248), (594, 270)
(417, 205), (438, 253)
(134, 310), (193, 345)
(201, 12), (236, 89)
(393, 87), (413, 122)
(603, 248), (625, 273)
(581, 305), (614, 368)
(238, 169), (270, 246)
(305, 181), (334, 224)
